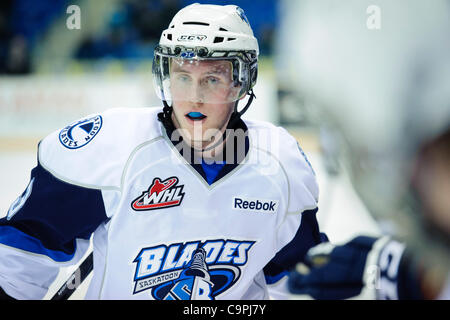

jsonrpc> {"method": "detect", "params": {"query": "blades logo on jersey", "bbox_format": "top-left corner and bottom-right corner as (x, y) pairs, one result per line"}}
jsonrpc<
(131, 176), (185, 211)
(132, 239), (255, 299)
(59, 115), (102, 149)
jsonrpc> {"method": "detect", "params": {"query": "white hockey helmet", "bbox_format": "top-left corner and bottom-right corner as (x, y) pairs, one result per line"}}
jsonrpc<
(152, 3), (259, 107)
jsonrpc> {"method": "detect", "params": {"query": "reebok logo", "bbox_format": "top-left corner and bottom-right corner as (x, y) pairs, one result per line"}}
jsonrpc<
(233, 197), (278, 213)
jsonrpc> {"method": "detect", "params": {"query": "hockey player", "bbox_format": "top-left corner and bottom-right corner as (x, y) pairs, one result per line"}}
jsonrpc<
(0, 4), (326, 300)
(283, 0), (450, 300)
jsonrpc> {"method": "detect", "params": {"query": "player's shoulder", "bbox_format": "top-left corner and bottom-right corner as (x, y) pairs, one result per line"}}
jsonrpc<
(38, 107), (163, 188)
(245, 119), (319, 210)
(245, 119), (313, 170)
(245, 118), (297, 143)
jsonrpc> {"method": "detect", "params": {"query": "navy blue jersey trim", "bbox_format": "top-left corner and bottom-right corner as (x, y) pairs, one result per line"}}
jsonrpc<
(201, 161), (226, 185)
(265, 270), (289, 285)
(0, 286), (15, 300)
(0, 225), (75, 262)
(264, 207), (327, 283)
(0, 160), (108, 257)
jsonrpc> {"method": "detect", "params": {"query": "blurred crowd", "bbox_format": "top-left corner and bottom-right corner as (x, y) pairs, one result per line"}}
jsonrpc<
(0, 0), (68, 74)
(0, 0), (278, 75)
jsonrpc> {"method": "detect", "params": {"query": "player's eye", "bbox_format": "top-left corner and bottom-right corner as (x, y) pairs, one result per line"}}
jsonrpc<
(176, 74), (191, 83)
(205, 76), (220, 86)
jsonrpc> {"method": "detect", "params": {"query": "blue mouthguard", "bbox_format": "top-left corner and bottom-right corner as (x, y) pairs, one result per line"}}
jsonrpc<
(188, 112), (205, 118)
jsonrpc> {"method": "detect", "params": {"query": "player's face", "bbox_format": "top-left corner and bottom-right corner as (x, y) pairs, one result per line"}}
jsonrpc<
(169, 58), (240, 150)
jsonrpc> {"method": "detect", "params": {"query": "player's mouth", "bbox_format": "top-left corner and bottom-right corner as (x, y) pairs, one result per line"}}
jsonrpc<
(185, 112), (207, 123)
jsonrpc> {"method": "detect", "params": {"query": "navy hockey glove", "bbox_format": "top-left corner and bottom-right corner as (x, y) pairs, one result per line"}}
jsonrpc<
(288, 236), (424, 300)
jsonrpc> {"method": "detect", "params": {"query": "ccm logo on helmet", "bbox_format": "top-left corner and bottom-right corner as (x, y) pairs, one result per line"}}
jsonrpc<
(177, 34), (207, 42)
(233, 197), (278, 213)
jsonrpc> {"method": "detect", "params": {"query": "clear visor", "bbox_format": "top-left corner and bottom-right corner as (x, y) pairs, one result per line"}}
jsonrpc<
(153, 53), (249, 104)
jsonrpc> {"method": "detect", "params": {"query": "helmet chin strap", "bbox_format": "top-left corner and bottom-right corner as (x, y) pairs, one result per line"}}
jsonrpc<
(228, 89), (256, 129)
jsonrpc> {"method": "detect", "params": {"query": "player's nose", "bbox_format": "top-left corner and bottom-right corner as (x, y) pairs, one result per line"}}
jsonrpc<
(191, 81), (205, 104)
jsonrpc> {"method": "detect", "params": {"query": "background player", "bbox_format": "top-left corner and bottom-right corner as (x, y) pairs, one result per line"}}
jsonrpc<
(281, 0), (450, 299)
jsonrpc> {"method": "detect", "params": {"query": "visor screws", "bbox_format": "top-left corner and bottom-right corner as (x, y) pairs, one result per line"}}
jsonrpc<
(197, 48), (208, 57)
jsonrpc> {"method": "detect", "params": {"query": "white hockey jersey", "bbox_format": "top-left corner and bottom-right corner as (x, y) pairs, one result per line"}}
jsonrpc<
(0, 107), (321, 300)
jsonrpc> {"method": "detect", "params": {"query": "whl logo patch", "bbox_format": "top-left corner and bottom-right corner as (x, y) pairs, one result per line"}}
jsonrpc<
(131, 177), (185, 211)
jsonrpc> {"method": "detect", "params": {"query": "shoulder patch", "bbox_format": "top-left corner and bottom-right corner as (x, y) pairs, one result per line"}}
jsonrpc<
(59, 115), (103, 149)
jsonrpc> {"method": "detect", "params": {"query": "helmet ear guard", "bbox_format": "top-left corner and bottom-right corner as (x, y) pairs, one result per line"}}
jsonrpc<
(232, 52), (258, 91)
(248, 59), (258, 90)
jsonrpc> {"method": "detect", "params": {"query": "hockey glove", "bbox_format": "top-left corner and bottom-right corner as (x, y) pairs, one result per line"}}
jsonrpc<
(288, 236), (424, 300)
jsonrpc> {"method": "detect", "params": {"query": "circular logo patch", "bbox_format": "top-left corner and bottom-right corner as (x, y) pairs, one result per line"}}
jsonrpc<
(59, 115), (103, 149)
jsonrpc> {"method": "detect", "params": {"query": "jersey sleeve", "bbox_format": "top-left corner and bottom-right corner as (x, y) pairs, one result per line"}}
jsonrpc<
(263, 128), (327, 297)
(264, 209), (328, 279)
(0, 153), (109, 300)
(0, 108), (160, 299)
